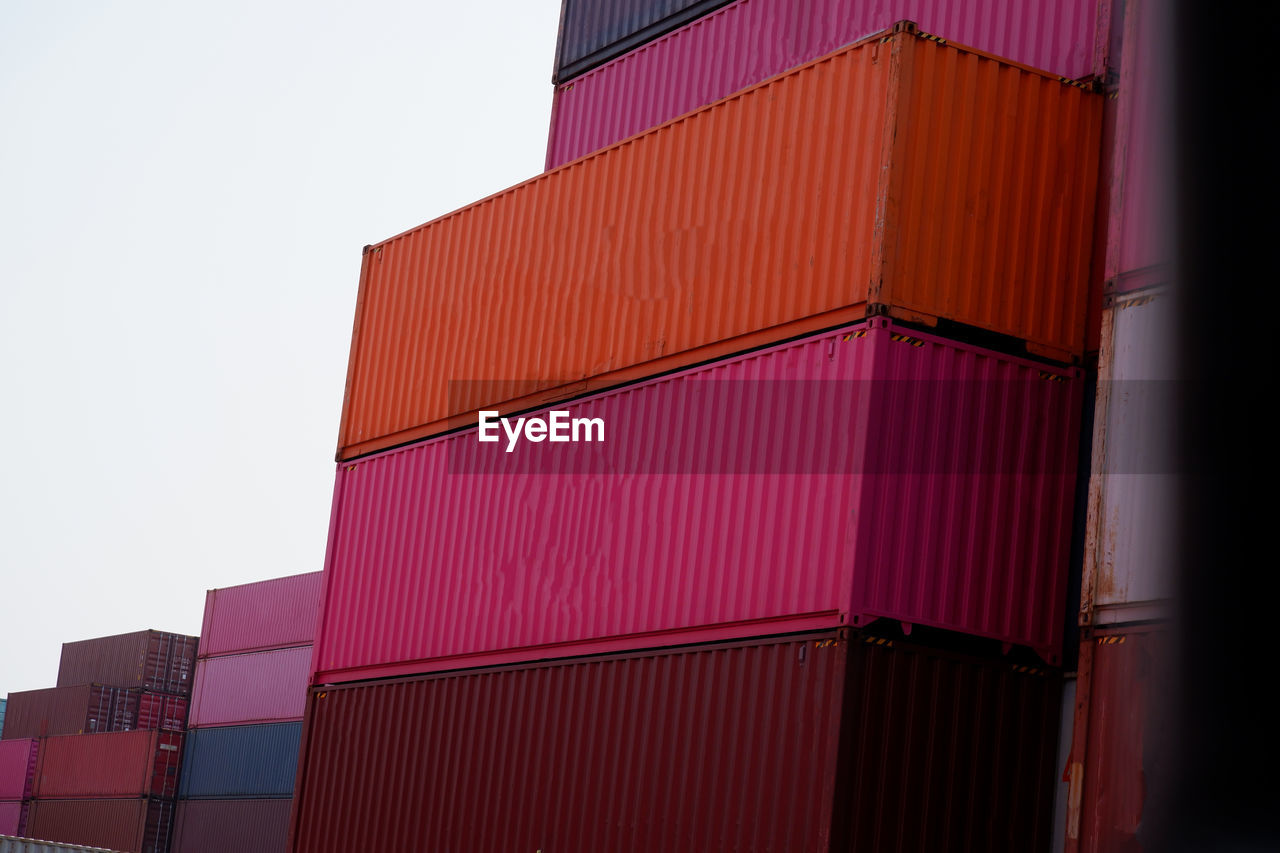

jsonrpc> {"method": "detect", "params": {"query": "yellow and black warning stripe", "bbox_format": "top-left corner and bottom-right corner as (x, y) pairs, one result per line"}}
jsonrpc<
(842, 330), (869, 342)
(1038, 370), (1066, 383)
(813, 638), (842, 649)
(1097, 635), (1128, 646)
(918, 31), (947, 45)
(889, 333), (925, 348)
(863, 636), (895, 648)
(1058, 76), (1093, 91)
(1012, 664), (1045, 676)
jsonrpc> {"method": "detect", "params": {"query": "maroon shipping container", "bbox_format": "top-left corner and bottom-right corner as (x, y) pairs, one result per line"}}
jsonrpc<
(32, 730), (184, 799)
(57, 631), (199, 696)
(315, 321), (1080, 684)
(135, 693), (189, 733)
(171, 798), (291, 853)
(1, 686), (186, 740)
(198, 573), (323, 658)
(1065, 624), (1171, 853)
(290, 630), (1060, 852)
(25, 798), (174, 853)
(0, 738), (38, 799)
(0, 798), (28, 837)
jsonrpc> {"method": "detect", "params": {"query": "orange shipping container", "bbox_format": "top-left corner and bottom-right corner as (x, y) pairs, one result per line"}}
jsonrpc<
(338, 22), (1102, 460)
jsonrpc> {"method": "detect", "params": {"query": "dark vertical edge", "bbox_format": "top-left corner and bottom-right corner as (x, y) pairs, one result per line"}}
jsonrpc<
(868, 28), (910, 306)
(826, 631), (865, 850)
(1061, 366), (1096, 672)
(336, 246), (375, 462)
(286, 687), (321, 853)
(307, 465), (348, 688)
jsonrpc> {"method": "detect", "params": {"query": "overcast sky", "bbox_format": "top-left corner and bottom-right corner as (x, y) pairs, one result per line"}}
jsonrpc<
(0, 0), (561, 694)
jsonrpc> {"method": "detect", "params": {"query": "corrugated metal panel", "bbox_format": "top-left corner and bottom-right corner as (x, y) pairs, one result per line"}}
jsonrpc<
(24, 799), (172, 853)
(548, 0), (1100, 168)
(1103, 0), (1173, 292)
(56, 632), (198, 697)
(177, 723), (300, 800)
(31, 731), (183, 800)
(1065, 625), (1171, 853)
(0, 739), (38, 800)
(1, 837), (122, 853)
(0, 800), (27, 837)
(553, 0), (734, 82)
(133, 695), (187, 733)
(337, 28), (1101, 460)
(198, 573), (322, 658)
(0, 699), (6, 737)
(2, 686), (140, 739)
(187, 647), (310, 728)
(291, 630), (1059, 852)
(1051, 676), (1077, 853)
(170, 798), (291, 853)
(1081, 286), (1175, 625)
(315, 321), (1079, 684)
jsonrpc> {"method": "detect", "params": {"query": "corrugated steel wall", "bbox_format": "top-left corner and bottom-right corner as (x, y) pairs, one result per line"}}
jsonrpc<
(188, 647), (310, 727)
(24, 798), (173, 853)
(316, 322), (1078, 683)
(547, 0), (1100, 167)
(2, 686), (141, 739)
(170, 799), (292, 853)
(0, 800), (26, 838)
(56, 633), (198, 697)
(553, 0), (734, 81)
(0, 740), (38, 800)
(134, 694), (187, 733)
(198, 573), (322, 658)
(32, 731), (183, 800)
(336, 29), (1100, 460)
(177, 724), (301, 800)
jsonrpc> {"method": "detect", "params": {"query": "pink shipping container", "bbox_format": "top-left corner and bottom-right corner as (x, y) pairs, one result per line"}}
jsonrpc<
(313, 320), (1081, 685)
(187, 645), (311, 727)
(0, 739), (38, 800)
(0, 799), (29, 837)
(198, 573), (323, 658)
(32, 731), (183, 800)
(57, 631), (198, 697)
(1103, 0), (1172, 291)
(547, 0), (1106, 168)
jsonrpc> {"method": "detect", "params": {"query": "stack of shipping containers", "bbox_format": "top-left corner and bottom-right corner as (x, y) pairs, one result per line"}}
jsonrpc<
(170, 573), (320, 853)
(0, 631), (196, 852)
(1064, 0), (1175, 851)
(289, 2), (1118, 850)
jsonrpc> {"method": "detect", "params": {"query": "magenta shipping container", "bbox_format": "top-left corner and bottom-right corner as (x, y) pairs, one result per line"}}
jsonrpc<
(57, 631), (199, 696)
(188, 645), (311, 727)
(0, 799), (27, 836)
(198, 572), (323, 658)
(546, 0), (1103, 168)
(0, 738), (38, 800)
(313, 320), (1080, 684)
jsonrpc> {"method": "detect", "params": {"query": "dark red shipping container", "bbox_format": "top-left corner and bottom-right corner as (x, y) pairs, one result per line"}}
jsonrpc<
(290, 630), (1059, 852)
(171, 798), (291, 853)
(25, 798), (174, 853)
(57, 631), (199, 696)
(32, 730), (184, 799)
(1, 686), (187, 740)
(1065, 624), (1171, 853)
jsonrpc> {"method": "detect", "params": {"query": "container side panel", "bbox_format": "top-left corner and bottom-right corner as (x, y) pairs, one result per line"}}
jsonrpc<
(188, 646), (311, 727)
(294, 635), (847, 852)
(555, 0), (735, 81)
(548, 0), (1098, 167)
(199, 573), (323, 657)
(178, 723), (301, 799)
(135, 693), (189, 732)
(24, 798), (172, 853)
(0, 800), (22, 837)
(57, 631), (198, 696)
(31, 730), (180, 799)
(0, 740), (37, 800)
(171, 798), (292, 853)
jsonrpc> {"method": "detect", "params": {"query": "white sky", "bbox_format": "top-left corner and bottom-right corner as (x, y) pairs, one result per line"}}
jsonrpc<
(0, 0), (562, 694)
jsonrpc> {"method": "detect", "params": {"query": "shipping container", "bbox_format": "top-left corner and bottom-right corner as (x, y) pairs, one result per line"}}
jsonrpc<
(1102, 0), (1173, 292)
(24, 799), (172, 853)
(57, 632), (198, 697)
(0, 686), (183, 740)
(32, 731), (183, 800)
(0, 699), (6, 736)
(0, 740), (37, 800)
(1, 838), (123, 853)
(547, 0), (1102, 168)
(337, 25), (1102, 460)
(1051, 676), (1077, 853)
(317, 320), (1079, 683)
(291, 629), (1059, 852)
(1081, 286), (1175, 626)
(187, 647), (310, 728)
(1065, 624), (1171, 853)
(170, 798), (290, 853)
(0, 800), (28, 837)
(198, 573), (322, 658)
(177, 723), (300, 800)
(552, 0), (733, 82)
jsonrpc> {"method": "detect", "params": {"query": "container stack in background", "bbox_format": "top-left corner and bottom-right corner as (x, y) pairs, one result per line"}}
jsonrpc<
(1064, 1), (1175, 851)
(1, 631), (197, 852)
(170, 573), (321, 853)
(287, 3), (1118, 850)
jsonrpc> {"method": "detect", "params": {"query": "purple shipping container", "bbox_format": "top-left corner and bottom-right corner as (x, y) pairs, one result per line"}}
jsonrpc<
(1103, 0), (1172, 291)
(546, 0), (1103, 168)
(171, 798), (291, 853)
(313, 320), (1080, 684)
(0, 738), (38, 800)
(57, 631), (199, 697)
(198, 573), (323, 658)
(188, 646), (311, 727)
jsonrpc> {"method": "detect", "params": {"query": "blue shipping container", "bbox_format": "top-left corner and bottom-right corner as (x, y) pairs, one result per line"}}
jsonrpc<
(553, 0), (733, 81)
(177, 722), (301, 799)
